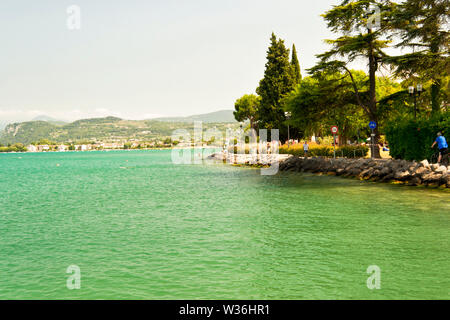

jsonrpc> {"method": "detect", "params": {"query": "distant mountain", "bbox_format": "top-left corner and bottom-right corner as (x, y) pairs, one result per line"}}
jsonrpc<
(32, 115), (67, 125)
(0, 116), (239, 145)
(154, 110), (236, 123)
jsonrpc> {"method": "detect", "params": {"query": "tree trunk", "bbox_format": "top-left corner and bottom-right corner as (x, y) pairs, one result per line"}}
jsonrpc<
(430, 34), (441, 114)
(368, 29), (381, 159)
(431, 80), (441, 114)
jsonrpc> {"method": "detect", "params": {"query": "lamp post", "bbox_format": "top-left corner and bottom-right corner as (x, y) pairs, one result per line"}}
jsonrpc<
(285, 112), (291, 146)
(408, 84), (423, 119)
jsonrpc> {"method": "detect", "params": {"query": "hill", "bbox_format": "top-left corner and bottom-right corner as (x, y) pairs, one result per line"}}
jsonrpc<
(0, 116), (238, 145)
(154, 110), (236, 123)
(32, 115), (67, 125)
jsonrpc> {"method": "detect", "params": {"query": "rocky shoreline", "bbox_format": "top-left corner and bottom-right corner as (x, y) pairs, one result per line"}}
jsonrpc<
(210, 153), (450, 188)
(280, 157), (449, 188)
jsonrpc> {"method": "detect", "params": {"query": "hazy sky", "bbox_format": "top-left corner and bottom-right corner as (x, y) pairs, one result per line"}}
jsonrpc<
(1, 0), (345, 122)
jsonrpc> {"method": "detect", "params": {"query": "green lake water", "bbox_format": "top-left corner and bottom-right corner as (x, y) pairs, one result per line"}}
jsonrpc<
(0, 150), (448, 299)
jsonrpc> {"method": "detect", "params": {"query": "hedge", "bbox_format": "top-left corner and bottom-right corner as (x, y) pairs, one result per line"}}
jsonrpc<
(279, 144), (369, 158)
(385, 112), (450, 161)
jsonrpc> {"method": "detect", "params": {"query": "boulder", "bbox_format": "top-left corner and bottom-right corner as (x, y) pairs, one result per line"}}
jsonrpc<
(408, 176), (422, 186)
(419, 159), (431, 169)
(394, 170), (410, 181)
(414, 166), (429, 177)
(381, 173), (394, 182)
(437, 173), (448, 186)
(431, 163), (440, 171)
(349, 168), (362, 176)
(379, 166), (391, 177)
(445, 174), (450, 188)
(435, 166), (447, 174)
(422, 172), (442, 184)
(372, 169), (381, 178)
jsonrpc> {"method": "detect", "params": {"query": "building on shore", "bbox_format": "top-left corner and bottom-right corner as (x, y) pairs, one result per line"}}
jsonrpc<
(37, 145), (50, 152)
(27, 145), (37, 152)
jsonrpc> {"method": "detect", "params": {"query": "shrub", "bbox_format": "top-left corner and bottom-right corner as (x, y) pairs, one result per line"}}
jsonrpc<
(385, 112), (450, 161)
(279, 144), (368, 158)
(0, 143), (27, 153)
(338, 145), (369, 158)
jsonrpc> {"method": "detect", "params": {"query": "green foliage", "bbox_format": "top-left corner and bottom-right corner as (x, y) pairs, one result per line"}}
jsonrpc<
(233, 94), (260, 129)
(280, 144), (369, 158)
(37, 139), (56, 145)
(309, 0), (396, 158)
(0, 143), (27, 153)
(386, 0), (449, 113)
(284, 72), (401, 142)
(256, 33), (296, 135)
(385, 112), (450, 161)
(291, 44), (302, 85)
(338, 145), (370, 158)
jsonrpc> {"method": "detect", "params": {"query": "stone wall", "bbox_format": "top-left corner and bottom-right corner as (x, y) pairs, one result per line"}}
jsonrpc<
(280, 157), (450, 188)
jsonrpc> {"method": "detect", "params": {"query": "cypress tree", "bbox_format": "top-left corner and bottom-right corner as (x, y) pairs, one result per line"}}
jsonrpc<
(291, 44), (302, 85)
(256, 33), (296, 135)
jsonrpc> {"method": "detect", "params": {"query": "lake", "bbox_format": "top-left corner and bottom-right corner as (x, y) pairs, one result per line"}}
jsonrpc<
(0, 150), (448, 299)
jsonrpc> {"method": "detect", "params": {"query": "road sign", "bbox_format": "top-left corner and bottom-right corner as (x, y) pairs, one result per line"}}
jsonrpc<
(369, 122), (377, 159)
(331, 126), (339, 135)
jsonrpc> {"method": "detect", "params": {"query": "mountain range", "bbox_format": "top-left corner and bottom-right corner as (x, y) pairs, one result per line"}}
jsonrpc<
(0, 110), (237, 145)
(153, 110), (236, 123)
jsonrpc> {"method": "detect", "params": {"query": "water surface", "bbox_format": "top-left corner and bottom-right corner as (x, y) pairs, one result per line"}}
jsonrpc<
(0, 150), (448, 299)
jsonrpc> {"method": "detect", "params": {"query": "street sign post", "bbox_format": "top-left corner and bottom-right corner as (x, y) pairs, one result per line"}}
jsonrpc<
(369, 122), (377, 159)
(331, 126), (338, 159)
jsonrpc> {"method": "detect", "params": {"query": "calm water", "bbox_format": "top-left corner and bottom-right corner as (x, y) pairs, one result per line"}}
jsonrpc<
(0, 150), (448, 300)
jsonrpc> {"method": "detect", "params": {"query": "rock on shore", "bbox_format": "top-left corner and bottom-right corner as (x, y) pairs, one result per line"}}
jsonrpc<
(279, 157), (450, 188)
(209, 152), (292, 165)
(209, 152), (449, 188)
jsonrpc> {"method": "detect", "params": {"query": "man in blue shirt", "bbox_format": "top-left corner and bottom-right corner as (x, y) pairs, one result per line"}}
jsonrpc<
(431, 132), (448, 164)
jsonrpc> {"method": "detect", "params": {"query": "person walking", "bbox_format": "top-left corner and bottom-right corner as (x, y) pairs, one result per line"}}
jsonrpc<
(303, 141), (309, 157)
(431, 132), (448, 164)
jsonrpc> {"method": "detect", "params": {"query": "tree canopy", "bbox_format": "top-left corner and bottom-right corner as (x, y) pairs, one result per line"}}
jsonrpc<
(256, 33), (296, 136)
(233, 94), (261, 130)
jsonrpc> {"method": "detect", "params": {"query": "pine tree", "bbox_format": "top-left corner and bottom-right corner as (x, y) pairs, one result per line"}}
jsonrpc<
(291, 44), (302, 85)
(309, 0), (394, 158)
(256, 33), (296, 135)
(387, 0), (449, 114)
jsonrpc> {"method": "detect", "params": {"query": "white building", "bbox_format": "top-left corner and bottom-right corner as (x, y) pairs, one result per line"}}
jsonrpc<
(58, 145), (67, 152)
(27, 145), (37, 152)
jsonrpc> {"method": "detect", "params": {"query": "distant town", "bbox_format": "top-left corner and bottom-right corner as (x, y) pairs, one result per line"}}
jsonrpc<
(0, 138), (224, 153)
(0, 139), (186, 153)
